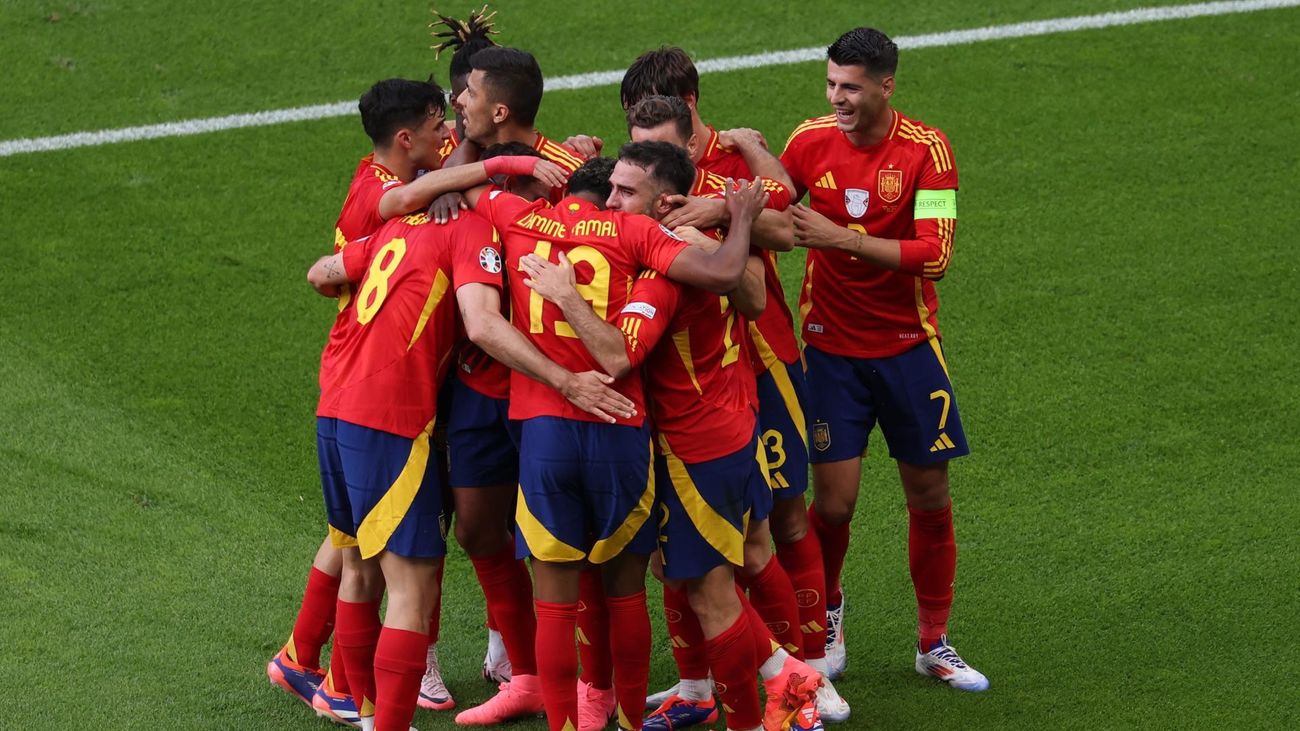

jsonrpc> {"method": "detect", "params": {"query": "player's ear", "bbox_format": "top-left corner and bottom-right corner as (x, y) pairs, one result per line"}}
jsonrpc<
(683, 93), (699, 112)
(393, 128), (412, 150)
(881, 75), (896, 100)
(492, 102), (510, 125)
(654, 192), (674, 218)
(686, 133), (699, 159)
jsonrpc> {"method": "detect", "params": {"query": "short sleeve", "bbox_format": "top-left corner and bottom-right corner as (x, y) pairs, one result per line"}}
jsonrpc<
(447, 213), (504, 290)
(342, 236), (377, 282)
(623, 215), (690, 276)
(474, 186), (534, 233)
(618, 272), (681, 368)
(779, 132), (810, 197)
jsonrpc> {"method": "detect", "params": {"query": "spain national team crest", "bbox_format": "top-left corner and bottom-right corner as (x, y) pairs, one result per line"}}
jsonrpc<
(844, 188), (870, 218)
(813, 421), (831, 452)
(878, 168), (903, 203)
(478, 247), (502, 274)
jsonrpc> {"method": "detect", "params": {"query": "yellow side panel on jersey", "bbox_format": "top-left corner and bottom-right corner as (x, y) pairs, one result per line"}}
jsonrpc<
(672, 331), (704, 394)
(664, 452), (744, 566)
(408, 270), (450, 350)
(516, 486), (587, 562)
(913, 279), (950, 378)
(356, 419), (435, 559)
(588, 451), (656, 564)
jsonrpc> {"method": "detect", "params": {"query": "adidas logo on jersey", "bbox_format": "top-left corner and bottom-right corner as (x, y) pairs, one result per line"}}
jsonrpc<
(814, 171), (837, 190)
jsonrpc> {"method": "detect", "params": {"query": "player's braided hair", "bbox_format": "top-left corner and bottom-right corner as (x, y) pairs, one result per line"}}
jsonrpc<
(430, 5), (500, 80)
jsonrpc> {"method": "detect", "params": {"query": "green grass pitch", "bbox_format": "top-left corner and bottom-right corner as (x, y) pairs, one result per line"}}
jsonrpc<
(1, 1), (1297, 728)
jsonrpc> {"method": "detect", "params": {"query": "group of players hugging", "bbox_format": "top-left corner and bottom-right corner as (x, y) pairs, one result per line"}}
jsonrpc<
(265, 7), (986, 731)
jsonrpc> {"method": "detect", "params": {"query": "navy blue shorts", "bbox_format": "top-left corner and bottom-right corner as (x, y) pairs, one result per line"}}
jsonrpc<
(515, 417), (656, 564)
(447, 375), (521, 488)
(317, 416), (449, 560)
(756, 360), (811, 500)
(656, 432), (770, 580)
(804, 341), (969, 465)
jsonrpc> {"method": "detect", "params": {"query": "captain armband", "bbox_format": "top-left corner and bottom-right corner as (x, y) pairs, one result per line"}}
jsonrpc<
(913, 189), (957, 220)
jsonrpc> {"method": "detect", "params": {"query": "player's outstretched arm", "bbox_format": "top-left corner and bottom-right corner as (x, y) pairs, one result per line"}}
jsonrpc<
(378, 156), (567, 220)
(306, 253), (349, 296)
(727, 255), (767, 320)
(518, 253), (634, 379)
(457, 282), (635, 422)
(665, 178), (768, 293)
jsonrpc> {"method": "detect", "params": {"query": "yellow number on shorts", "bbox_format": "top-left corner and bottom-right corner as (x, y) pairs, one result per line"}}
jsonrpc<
(762, 428), (787, 470)
(929, 389), (951, 430)
(525, 241), (613, 337)
(355, 237), (407, 325)
(720, 298), (740, 367)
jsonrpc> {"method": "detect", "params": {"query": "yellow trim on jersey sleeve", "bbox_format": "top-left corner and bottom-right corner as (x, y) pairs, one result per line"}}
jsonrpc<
(914, 189), (957, 220)
(407, 271), (450, 350)
(355, 419), (435, 559)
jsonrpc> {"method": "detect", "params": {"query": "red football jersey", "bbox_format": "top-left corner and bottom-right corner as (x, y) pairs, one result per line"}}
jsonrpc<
(697, 126), (752, 182)
(453, 132), (586, 400)
(335, 158), (402, 249)
(475, 190), (690, 425)
(316, 212), (503, 438)
(618, 271), (758, 463)
(781, 110), (958, 359)
(693, 173), (800, 375)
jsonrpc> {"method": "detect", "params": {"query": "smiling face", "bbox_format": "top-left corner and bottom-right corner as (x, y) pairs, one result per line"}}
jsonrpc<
(606, 160), (666, 219)
(826, 60), (893, 136)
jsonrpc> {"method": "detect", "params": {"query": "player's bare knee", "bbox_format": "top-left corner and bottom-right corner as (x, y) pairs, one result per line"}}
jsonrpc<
(900, 460), (950, 510)
(742, 539), (773, 577)
(769, 497), (809, 544)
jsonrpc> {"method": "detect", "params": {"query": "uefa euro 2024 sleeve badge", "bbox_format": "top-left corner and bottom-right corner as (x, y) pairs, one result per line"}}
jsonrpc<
(844, 188), (869, 218)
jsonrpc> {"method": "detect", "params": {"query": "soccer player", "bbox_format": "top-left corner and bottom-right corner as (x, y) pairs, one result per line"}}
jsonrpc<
(434, 45), (586, 222)
(456, 144), (767, 731)
(268, 76), (573, 724)
(430, 5), (499, 157)
(620, 63), (846, 720)
(305, 193), (636, 731)
(268, 77), (457, 723)
(781, 27), (987, 692)
(518, 157), (827, 731)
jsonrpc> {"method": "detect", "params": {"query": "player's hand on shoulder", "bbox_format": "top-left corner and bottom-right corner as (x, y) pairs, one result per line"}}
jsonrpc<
(672, 225), (721, 253)
(563, 134), (603, 161)
(724, 178), (769, 223)
(520, 251), (577, 305)
(533, 159), (571, 189)
(718, 127), (768, 151)
(430, 191), (467, 224)
(560, 370), (636, 423)
(662, 194), (725, 230)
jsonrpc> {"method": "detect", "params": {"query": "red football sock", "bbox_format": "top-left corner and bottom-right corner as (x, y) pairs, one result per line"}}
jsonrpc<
(485, 605), (498, 632)
(327, 641), (350, 695)
(740, 557), (805, 660)
(335, 599), (382, 716)
(909, 502), (956, 649)
(737, 586), (779, 664)
(535, 600), (580, 731)
(288, 567), (340, 669)
(607, 591), (651, 730)
(776, 530), (829, 660)
(705, 612), (762, 731)
(663, 586), (710, 679)
(373, 627), (427, 731)
(471, 545), (538, 675)
(577, 569), (612, 689)
(809, 503), (850, 607)
(427, 561), (444, 643)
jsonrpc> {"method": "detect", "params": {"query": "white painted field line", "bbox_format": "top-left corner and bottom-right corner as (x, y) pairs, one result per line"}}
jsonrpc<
(2, 0), (1296, 157)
